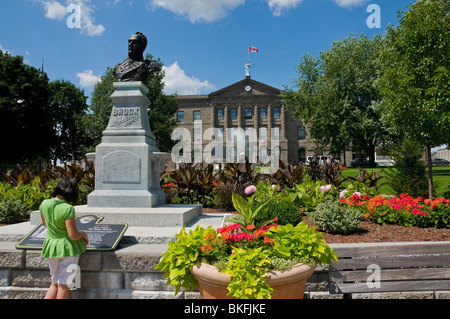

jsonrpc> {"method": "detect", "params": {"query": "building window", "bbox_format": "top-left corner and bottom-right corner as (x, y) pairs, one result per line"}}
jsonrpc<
(193, 110), (201, 120)
(230, 108), (237, 120)
(273, 107), (280, 119)
(273, 127), (280, 140)
(259, 127), (268, 143)
(217, 109), (224, 121)
(244, 108), (253, 119)
(298, 148), (306, 163)
(260, 108), (267, 119)
(193, 128), (201, 142)
(177, 111), (184, 123)
(298, 127), (306, 140)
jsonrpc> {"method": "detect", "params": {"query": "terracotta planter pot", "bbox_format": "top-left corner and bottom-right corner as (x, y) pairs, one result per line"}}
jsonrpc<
(190, 262), (316, 299)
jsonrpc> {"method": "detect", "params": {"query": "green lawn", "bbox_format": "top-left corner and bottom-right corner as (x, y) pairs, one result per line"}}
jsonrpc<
(341, 166), (450, 197)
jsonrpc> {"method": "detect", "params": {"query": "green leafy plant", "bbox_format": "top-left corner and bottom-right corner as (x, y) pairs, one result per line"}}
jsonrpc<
(228, 193), (270, 228)
(225, 247), (273, 299)
(346, 168), (387, 193)
(286, 177), (329, 211)
(155, 194), (337, 299)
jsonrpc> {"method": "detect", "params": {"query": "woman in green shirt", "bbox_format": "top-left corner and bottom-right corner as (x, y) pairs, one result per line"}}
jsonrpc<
(40, 177), (89, 299)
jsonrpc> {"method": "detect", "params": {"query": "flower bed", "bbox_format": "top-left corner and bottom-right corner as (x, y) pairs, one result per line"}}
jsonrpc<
(340, 192), (450, 228)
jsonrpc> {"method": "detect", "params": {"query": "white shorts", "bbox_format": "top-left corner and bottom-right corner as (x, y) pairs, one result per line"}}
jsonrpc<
(47, 256), (80, 286)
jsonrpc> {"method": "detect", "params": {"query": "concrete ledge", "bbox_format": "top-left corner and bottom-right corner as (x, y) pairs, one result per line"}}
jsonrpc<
(29, 204), (203, 227)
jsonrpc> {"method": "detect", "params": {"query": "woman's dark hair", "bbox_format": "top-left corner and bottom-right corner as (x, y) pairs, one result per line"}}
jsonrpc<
(51, 176), (79, 205)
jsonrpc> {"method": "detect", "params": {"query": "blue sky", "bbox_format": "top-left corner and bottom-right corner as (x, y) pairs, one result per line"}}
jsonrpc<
(0, 0), (415, 100)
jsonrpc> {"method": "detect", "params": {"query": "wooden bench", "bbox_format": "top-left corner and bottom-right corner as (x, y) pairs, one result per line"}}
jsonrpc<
(328, 242), (450, 298)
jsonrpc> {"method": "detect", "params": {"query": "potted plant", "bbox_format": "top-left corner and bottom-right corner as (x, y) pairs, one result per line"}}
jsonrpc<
(155, 193), (337, 299)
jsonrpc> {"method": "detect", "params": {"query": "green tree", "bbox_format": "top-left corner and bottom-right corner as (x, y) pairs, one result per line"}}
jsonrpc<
(48, 79), (90, 164)
(0, 51), (54, 167)
(84, 55), (178, 152)
(283, 34), (388, 166)
(83, 66), (117, 150)
(378, 0), (450, 200)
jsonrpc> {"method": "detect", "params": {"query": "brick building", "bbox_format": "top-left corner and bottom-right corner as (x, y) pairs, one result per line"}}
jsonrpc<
(173, 75), (351, 165)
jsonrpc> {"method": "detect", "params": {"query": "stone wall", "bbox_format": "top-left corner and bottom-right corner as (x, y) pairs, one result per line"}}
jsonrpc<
(0, 241), (448, 299)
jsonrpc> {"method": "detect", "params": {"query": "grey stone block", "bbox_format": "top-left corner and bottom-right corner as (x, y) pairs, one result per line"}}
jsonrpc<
(80, 251), (102, 271)
(0, 270), (11, 287)
(125, 272), (171, 291)
(0, 287), (46, 299)
(0, 242), (24, 269)
(25, 251), (48, 269)
(81, 271), (124, 290)
(11, 270), (51, 288)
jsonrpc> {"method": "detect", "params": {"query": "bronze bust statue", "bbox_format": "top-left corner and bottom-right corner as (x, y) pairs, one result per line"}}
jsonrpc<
(113, 32), (161, 82)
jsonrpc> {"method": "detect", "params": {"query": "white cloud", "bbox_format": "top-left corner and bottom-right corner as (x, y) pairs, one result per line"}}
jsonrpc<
(42, 0), (67, 20)
(68, 0), (105, 36)
(333, 0), (368, 8)
(163, 62), (215, 95)
(150, 0), (245, 23)
(76, 69), (101, 87)
(267, 0), (304, 16)
(40, 0), (105, 36)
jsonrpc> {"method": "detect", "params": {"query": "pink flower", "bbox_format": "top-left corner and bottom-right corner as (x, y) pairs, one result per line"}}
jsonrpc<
(339, 190), (348, 199)
(245, 185), (257, 195)
(320, 184), (332, 192)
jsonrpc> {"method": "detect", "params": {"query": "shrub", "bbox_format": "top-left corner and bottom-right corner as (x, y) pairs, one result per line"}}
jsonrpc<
(253, 199), (301, 226)
(0, 197), (31, 224)
(309, 199), (363, 234)
(385, 140), (429, 197)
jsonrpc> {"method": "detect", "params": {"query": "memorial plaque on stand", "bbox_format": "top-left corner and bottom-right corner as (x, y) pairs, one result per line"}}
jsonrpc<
(16, 214), (128, 251)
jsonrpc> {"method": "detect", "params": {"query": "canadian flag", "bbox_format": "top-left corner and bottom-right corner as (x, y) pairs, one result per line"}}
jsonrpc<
(248, 47), (259, 53)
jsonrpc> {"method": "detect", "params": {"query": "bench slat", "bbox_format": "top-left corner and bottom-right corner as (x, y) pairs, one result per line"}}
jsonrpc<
(332, 255), (450, 270)
(331, 242), (450, 258)
(330, 267), (450, 282)
(330, 279), (450, 294)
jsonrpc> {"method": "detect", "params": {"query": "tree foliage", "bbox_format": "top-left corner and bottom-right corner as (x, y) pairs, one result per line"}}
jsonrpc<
(378, 0), (450, 199)
(48, 79), (90, 164)
(282, 34), (387, 165)
(0, 52), (54, 167)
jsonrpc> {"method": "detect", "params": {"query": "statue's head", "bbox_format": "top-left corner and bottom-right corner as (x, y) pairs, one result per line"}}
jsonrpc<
(128, 32), (147, 60)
